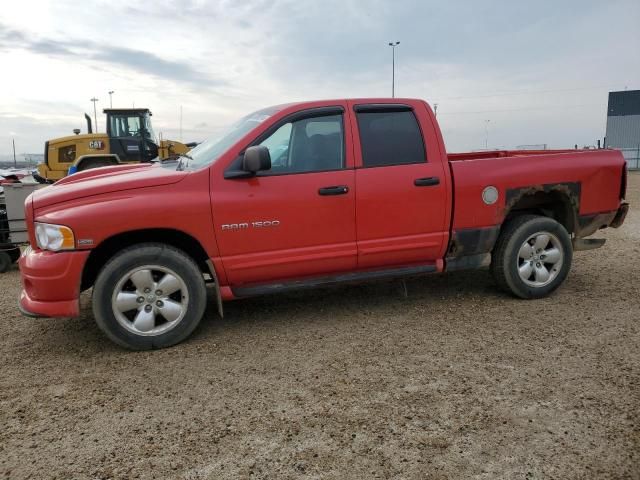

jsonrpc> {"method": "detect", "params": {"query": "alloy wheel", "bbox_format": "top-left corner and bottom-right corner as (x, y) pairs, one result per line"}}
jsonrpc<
(516, 231), (564, 288)
(111, 265), (189, 336)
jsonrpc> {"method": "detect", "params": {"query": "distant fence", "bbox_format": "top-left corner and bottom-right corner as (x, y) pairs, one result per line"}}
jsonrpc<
(620, 147), (640, 170)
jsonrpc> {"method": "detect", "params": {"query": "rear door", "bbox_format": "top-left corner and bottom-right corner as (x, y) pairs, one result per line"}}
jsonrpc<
(212, 105), (357, 286)
(351, 102), (449, 268)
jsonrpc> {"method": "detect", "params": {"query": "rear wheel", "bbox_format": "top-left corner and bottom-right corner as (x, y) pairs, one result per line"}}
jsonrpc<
(491, 215), (572, 299)
(92, 243), (207, 350)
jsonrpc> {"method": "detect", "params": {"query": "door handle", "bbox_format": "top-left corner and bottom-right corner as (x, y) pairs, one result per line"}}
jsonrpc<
(414, 177), (440, 187)
(318, 185), (349, 196)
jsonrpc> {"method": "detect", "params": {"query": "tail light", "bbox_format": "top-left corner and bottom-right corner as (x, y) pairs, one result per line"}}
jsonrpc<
(620, 163), (627, 200)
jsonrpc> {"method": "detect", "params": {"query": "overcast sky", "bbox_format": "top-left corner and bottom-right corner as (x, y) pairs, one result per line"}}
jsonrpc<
(1, 0), (639, 155)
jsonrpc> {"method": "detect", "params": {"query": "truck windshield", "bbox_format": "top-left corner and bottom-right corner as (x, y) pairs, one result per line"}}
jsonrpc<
(182, 106), (280, 170)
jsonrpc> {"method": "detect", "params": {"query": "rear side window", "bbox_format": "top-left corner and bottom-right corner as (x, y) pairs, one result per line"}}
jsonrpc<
(356, 111), (426, 167)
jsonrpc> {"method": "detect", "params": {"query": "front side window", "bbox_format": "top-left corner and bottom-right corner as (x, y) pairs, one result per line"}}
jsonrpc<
(356, 110), (426, 167)
(260, 123), (292, 169)
(258, 114), (344, 174)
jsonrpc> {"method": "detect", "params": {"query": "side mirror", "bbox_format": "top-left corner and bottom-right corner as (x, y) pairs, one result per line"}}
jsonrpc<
(242, 146), (271, 174)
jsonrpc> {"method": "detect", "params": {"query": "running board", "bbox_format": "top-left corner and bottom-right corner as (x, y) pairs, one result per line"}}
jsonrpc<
(573, 238), (606, 251)
(232, 264), (438, 298)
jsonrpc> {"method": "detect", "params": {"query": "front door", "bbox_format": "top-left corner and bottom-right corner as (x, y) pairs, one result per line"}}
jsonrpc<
(212, 107), (357, 286)
(352, 104), (449, 269)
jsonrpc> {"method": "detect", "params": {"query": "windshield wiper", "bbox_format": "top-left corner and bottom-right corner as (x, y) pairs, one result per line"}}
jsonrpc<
(176, 153), (194, 171)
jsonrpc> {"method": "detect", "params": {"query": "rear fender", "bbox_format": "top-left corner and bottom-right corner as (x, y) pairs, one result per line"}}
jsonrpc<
(504, 182), (580, 235)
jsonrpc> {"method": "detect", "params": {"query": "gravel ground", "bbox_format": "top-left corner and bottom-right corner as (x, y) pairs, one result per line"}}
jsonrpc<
(1, 174), (639, 480)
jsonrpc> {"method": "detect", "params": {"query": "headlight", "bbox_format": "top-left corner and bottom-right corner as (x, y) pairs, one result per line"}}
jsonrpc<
(35, 223), (75, 251)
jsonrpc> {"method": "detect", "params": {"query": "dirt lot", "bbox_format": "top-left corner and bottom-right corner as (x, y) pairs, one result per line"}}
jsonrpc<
(1, 175), (639, 480)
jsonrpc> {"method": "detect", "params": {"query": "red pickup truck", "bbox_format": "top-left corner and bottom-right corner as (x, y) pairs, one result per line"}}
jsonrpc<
(19, 98), (629, 349)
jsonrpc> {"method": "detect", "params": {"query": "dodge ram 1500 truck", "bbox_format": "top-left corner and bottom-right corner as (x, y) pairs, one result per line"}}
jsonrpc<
(19, 98), (629, 350)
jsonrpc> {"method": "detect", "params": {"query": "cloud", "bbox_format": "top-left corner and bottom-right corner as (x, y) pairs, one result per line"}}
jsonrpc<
(0, 22), (219, 87)
(91, 47), (214, 86)
(0, 0), (639, 154)
(0, 113), (79, 155)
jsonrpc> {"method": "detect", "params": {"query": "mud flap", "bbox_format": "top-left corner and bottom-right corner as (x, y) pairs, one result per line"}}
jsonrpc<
(206, 260), (224, 318)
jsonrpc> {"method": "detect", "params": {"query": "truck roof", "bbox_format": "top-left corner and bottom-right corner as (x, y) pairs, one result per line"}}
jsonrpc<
(279, 98), (422, 107)
(262, 98), (427, 118)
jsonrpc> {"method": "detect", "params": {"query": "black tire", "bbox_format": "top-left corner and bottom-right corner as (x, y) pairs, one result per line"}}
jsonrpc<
(8, 247), (21, 263)
(33, 173), (53, 184)
(0, 251), (10, 273)
(77, 158), (117, 171)
(92, 243), (207, 350)
(491, 215), (572, 299)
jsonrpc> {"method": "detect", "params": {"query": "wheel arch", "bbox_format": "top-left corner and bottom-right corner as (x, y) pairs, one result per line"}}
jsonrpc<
(502, 182), (580, 236)
(81, 228), (212, 291)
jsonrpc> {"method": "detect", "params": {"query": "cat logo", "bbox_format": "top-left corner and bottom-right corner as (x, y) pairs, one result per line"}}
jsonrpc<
(89, 140), (104, 150)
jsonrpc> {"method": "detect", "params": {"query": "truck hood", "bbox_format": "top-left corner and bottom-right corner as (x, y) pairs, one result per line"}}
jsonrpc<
(32, 163), (189, 210)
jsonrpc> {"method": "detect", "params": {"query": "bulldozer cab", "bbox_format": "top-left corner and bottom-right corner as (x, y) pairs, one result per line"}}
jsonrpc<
(105, 109), (159, 162)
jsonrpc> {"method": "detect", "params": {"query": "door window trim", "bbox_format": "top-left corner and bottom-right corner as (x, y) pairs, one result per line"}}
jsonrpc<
(353, 104), (429, 168)
(353, 103), (413, 113)
(224, 106), (350, 178)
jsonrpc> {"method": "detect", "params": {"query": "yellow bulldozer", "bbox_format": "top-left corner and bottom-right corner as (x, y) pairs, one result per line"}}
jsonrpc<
(36, 108), (195, 183)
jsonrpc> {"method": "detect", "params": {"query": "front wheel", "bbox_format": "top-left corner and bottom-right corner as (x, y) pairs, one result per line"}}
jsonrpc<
(93, 244), (207, 350)
(491, 215), (573, 299)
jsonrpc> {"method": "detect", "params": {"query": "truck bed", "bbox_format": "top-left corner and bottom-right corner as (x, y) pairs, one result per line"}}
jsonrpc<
(448, 149), (580, 162)
(447, 148), (626, 230)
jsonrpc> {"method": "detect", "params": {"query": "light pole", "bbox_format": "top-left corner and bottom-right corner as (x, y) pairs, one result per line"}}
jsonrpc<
(484, 119), (491, 150)
(388, 41), (400, 98)
(108, 90), (114, 108)
(90, 97), (99, 132)
(433, 103), (439, 118)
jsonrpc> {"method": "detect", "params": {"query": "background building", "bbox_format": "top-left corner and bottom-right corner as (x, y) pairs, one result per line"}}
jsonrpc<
(605, 90), (640, 169)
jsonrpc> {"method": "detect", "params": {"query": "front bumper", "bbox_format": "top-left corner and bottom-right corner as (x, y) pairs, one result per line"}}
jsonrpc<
(18, 247), (90, 318)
